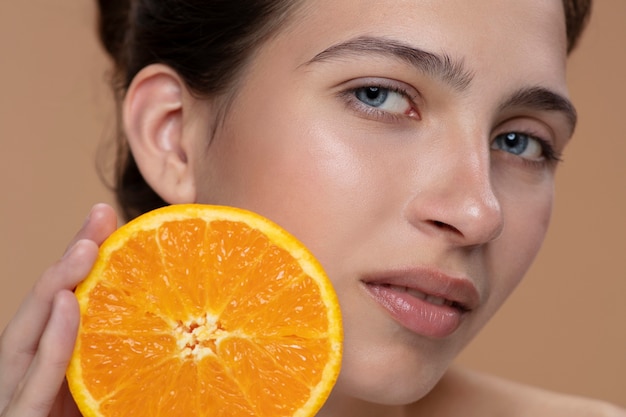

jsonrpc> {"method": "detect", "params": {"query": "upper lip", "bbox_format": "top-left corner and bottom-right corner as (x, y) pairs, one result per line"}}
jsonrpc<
(361, 266), (481, 312)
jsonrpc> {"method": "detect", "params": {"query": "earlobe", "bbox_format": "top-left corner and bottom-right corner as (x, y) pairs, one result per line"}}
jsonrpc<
(123, 64), (197, 205)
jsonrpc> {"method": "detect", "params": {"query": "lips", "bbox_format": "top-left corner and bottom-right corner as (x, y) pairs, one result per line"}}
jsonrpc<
(362, 268), (480, 338)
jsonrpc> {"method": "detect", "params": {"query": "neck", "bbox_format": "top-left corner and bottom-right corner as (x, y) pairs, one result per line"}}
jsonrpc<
(314, 366), (474, 417)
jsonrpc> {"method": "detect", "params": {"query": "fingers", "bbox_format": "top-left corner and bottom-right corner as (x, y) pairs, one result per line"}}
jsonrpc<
(65, 203), (118, 252)
(1, 291), (79, 417)
(2, 204), (116, 357)
(1, 239), (99, 364)
(0, 203), (117, 414)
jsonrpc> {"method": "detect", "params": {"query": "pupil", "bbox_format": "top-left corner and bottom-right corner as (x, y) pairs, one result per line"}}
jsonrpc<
(366, 87), (380, 99)
(355, 86), (388, 107)
(505, 133), (520, 146)
(501, 132), (529, 155)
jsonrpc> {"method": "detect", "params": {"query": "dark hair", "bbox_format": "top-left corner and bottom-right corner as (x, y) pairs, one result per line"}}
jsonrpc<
(563, 0), (593, 54)
(97, 0), (304, 220)
(96, 0), (592, 222)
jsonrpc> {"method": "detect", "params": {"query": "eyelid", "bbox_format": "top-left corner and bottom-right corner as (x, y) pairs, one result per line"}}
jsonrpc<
(339, 77), (421, 102)
(492, 127), (562, 170)
(495, 115), (563, 147)
(336, 77), (422, 122)
(494, 114), (568, 165)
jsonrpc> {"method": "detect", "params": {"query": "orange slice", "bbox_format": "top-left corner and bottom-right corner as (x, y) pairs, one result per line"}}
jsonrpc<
(67, 204), (342, 417)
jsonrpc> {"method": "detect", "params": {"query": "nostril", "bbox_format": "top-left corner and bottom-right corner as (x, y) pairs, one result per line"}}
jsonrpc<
(431, 220), (462, 235)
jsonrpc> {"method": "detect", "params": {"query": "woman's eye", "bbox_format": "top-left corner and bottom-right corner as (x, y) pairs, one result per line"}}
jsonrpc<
(491, 132), (558, 162)
(352, 86), (416, 117)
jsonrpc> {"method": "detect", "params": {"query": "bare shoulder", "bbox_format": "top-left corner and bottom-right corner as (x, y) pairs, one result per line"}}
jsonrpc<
(413, 366), (626, 417)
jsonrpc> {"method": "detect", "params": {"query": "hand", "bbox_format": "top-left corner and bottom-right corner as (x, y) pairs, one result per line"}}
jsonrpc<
(0, 204), (117, 417)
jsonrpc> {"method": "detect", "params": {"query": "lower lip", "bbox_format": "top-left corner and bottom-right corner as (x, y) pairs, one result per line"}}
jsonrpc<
(365, 284), (465, 338)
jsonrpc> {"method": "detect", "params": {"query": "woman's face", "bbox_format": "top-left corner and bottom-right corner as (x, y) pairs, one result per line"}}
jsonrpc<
(189, 0), (573, 408)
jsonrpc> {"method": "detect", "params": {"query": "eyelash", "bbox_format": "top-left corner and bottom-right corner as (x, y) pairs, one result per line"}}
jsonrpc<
(493, 130), (562, 169)
(533, 136), (562, 163)
(338, 80), (562, 168)
(339, 81), (419, 123)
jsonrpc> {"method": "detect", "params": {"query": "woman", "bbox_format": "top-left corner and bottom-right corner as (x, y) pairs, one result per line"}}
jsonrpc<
(0, 0), (623, 415)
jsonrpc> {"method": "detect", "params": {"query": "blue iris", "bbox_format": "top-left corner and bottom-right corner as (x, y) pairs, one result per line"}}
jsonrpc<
(355, 87), (389, 107)
(494, 132), (530, 155)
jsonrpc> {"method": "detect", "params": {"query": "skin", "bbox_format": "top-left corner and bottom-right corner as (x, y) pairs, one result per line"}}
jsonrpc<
(1, 0), (624, 416)
(180, 0), (572, 413)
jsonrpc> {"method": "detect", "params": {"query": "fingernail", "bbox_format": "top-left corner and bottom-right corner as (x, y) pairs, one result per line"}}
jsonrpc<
(81, 205), (97, 228)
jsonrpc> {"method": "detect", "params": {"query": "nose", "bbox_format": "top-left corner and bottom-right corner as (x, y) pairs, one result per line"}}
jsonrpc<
(405, 139), (504, 247)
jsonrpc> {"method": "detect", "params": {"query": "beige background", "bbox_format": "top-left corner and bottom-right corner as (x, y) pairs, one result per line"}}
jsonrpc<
(1, 0), (624, 408)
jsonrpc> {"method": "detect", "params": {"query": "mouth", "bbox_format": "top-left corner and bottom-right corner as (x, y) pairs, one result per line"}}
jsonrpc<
(362, 269), (480, 338)
(376, 283), (471, 312)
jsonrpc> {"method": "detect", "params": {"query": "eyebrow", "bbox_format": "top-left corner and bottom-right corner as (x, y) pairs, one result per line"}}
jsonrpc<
(306, 36), (577, 135)
(306, 36), (474, 91)
(499, 87), (578, 135)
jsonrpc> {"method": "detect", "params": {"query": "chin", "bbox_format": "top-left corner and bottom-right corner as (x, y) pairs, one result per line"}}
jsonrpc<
(331, 340), (454, 406)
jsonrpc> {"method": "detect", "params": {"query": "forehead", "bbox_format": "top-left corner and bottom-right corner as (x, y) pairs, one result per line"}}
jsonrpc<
(272, 0), (569, 94)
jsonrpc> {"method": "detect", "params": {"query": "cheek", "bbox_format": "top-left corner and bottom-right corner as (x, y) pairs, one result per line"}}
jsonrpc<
(193, 96), (378, 265)
(487, 183), (554, 307)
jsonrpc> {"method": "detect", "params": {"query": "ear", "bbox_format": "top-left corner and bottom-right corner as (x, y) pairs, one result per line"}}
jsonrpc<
(123, 64), (197, 205)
